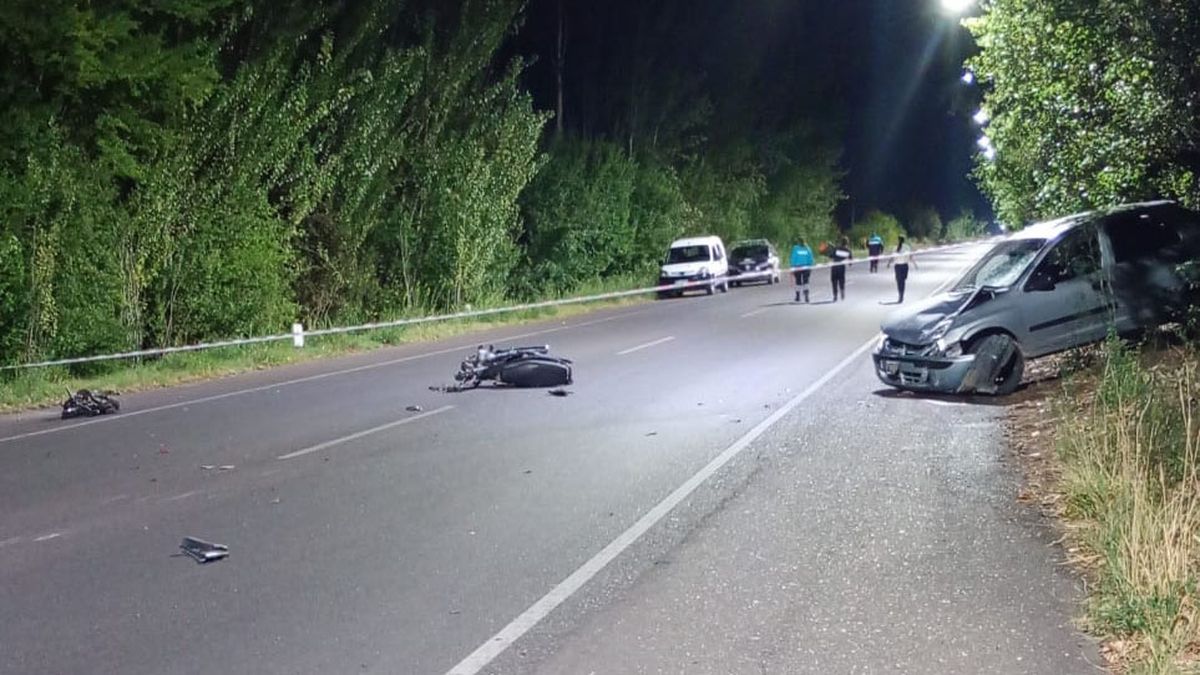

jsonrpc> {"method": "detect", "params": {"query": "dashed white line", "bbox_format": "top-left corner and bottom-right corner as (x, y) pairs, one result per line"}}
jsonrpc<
(164, 490), (200, 502)
(0, 536), (22, 548)
(740, 308), (767, 318)
(33, 533), (62, 542)
(278, 405), (455, 460)
(616, 336), (675, 356)
(0, 310), (648, 445)
(101, 494), (130, 505)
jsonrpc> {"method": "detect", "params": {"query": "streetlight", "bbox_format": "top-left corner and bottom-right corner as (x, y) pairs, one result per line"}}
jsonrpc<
(972, 108), (990, 125)
(940, 0), (974, 15)
(961, 70), (975, 85)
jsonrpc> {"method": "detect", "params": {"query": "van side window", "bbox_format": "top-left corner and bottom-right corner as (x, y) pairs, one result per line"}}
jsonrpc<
(1028, 227), (1100, 287)
(1105, 212), (1185, 264)
(713, 246), (724, 261)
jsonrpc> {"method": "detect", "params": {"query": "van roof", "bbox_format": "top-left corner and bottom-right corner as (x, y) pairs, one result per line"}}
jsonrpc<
(1008, 200), (1179, 242)
(670, 236), (722, 248)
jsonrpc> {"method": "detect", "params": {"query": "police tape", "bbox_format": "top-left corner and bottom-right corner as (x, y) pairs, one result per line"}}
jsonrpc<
(1, 239), (987, 370)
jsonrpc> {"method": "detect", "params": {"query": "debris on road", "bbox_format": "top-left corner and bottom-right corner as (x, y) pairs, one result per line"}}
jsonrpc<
(645, 431), (658, 437)
(548, 388), (572, 397)
(179, 536), (229, 564)
(218, 465), (235, 471)
(406, 405), (424, 412)
(201, 465), (216, 471)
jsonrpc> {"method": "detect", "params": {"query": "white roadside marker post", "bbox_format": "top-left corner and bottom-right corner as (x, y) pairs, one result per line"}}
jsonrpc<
(292, 323), (305, 348)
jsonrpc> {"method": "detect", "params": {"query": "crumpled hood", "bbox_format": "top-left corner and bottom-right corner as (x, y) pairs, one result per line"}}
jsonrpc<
(881, 291), (971, 344)
(661, 261), (712, 277)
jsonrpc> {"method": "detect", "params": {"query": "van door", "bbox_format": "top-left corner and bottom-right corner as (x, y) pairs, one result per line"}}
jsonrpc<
(1102, 209), (1192, 329)
(1021, 226), (1113, 354)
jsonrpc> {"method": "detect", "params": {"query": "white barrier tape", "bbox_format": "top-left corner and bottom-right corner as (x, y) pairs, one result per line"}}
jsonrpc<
(2, 239), (985, 370)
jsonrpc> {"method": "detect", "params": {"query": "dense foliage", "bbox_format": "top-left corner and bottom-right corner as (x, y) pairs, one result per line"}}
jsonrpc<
(0, 0), (846, 367)
(966, 0), (1200, 225)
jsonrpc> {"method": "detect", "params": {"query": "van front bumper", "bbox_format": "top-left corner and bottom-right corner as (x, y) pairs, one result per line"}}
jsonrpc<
(871, 348), (978, 393)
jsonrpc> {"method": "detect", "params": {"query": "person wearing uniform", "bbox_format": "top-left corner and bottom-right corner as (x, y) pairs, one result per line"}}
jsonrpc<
(867, 233), (884, 273)
(789, 239), (815, 303)
(887, 235), (917, 303)
(828, 236), (853, 301)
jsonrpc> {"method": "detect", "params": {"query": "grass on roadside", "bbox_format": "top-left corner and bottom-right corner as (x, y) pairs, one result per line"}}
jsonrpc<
(1054, 337), (1200, 673)
(0, 278), (649, 413)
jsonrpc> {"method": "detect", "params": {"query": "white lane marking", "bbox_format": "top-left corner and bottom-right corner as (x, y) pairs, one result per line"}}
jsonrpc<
(0, 310), (648, 445)
(740, 308), (767, 318)
(444, 249), (985, 675)
(0, 536), (22, 548)
(33, 533), (62, 542)
(164, 490), (199, 502)
(616, 336), (675, 356)
(445, 337), (878, 675)
(101, 494), (130, 505)
(278, 405), (455, 460)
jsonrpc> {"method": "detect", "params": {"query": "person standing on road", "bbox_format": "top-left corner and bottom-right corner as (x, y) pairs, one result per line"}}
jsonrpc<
(867, 233), (884, 273)
(828, 236), (853, 301)
(789, 239), (815, 303)
(887, 236), (917, 303)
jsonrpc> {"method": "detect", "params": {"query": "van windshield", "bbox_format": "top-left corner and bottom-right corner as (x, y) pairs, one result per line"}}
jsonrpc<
(952, 239), (1045, 291)
(666, 245), (712, 264)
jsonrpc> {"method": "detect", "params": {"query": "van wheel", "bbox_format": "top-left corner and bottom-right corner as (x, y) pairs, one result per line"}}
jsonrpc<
(968, 334), (1025, 396)
(719, 280), (729, 293)
(705, 283), (714, 296)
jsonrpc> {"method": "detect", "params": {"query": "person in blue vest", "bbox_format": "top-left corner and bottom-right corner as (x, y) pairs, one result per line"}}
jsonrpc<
(789, 239), (815, 303)
(867, 233), (884, 273)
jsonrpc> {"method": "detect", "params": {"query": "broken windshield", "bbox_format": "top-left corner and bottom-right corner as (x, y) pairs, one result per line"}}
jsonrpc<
(952, 239), (1045, 291)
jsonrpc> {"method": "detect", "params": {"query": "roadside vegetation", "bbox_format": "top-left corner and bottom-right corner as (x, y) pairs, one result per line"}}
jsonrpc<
(1050, 338), (1200, 672)
(966, 1), (1200, 671)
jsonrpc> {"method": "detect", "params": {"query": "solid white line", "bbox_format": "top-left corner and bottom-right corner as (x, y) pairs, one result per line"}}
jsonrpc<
(444, 247), (985, 675)
(277, 405), (455, 460)
(0, 310), (647, 445)
(616, 336), (675, 356)
(740, 308), (767, 318)
(444, 337), (878, 675)
(0, 536), (22, 547)
(33, 533), (62, 542)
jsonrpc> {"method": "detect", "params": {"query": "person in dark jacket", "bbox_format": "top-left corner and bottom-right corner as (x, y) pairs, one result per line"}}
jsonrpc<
(866, 233), (884, 272)
(828, 236), (853, 301)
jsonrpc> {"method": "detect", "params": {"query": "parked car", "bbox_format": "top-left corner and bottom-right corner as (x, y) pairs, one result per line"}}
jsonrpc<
(727, 239), (781, 286)
(657, 235), (730, 298)
(873, 201), (1200, 395)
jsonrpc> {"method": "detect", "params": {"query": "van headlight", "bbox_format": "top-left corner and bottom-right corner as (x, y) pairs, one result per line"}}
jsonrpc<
(935, 338), (963, 358)
(924, 317), (954, 343)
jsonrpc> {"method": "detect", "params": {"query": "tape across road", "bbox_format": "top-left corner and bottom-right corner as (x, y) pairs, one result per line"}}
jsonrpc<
(2, 240), (983, 371)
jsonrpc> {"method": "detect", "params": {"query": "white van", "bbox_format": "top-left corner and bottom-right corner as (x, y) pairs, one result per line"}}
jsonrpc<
(657, 235), (729, 297)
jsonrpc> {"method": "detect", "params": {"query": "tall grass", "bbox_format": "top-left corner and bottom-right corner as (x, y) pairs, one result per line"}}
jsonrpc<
(1058, 337), (1200, 672)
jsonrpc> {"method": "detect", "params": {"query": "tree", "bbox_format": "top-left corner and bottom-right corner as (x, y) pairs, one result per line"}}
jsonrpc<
(966, 0), (1200, 226)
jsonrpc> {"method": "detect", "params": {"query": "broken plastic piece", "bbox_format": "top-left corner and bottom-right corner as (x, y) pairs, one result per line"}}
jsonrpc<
(548, 388), (572, 397)
(180, 536), (229, 563)
(406, 405), (423, 412)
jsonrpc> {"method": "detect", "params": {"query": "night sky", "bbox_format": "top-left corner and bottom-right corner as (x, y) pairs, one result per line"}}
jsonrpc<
(511, 0), (993, 226)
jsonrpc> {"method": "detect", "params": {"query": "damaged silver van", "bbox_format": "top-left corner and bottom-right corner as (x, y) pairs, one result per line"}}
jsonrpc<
(873, 201), (1200, 395)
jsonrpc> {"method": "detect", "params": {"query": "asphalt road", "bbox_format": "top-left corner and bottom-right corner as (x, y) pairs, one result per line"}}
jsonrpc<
(0, 247), (1096, 674)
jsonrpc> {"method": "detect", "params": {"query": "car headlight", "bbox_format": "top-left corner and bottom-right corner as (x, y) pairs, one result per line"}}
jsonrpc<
(924, 317), (954, 343)
(935, 338), (963, 358)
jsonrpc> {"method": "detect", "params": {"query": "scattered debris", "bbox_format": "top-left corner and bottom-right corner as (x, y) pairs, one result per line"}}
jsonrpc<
(201, 465), (216, 471)
(158, 445), (170, 455)
(548, 388), (572, 397)
(523, 469), (533, 475)
(731, 418), (742, 424)
(645, 431), (658, 437)
(179, 536), (229, 564)
(406, 405), (424, 412)
(218, 465), (235, 471)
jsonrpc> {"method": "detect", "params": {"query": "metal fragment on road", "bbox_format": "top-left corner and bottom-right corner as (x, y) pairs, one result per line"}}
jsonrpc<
(548, 389), (572, 397)
(179, 536), (229, 564)
(201, 465), (216, 471)
(406, 405), (424, 412)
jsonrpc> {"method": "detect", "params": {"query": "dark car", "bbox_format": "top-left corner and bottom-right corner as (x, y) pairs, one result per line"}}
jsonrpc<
(727, 239), (781, 287)
(873, 201), (1200, 395)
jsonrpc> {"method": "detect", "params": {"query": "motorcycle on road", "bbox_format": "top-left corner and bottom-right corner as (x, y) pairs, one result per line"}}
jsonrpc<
(453, 345), (573, 390)
(61, 389), (121, 419)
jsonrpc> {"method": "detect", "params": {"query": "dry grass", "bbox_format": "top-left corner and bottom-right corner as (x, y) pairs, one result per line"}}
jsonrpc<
(1053, 342), (1200, 673)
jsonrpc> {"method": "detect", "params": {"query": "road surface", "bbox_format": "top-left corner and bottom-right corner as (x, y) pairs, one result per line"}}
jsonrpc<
(0, 247), (1097, 674)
